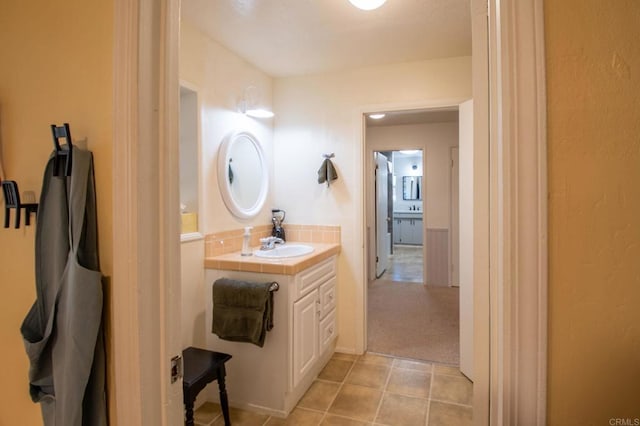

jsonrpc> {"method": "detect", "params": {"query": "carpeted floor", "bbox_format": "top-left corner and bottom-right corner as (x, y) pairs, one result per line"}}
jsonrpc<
(367, 279), (460, 365)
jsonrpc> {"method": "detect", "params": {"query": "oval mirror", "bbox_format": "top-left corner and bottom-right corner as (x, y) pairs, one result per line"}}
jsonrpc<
(217, 131), (268, 219)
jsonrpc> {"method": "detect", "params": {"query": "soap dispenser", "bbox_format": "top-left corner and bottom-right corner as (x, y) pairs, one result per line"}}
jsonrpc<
(241, 226), (253, 256)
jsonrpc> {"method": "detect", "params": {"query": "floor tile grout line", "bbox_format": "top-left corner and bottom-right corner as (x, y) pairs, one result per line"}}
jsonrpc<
(426, 367), (435, 426)
(429, 397), (474, 408)
(370, 359), (395, 424)
(296, 356), (359, 424)
(319, 354), (360, 423)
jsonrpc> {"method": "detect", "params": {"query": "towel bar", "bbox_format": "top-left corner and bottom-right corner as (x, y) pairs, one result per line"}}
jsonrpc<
(269, 282), (279, 292)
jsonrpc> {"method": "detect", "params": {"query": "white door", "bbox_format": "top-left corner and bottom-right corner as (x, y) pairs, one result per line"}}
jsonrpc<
(450, 147), (460, 287)
(459, 100), (474, 380)
(375, 153), (390, 277)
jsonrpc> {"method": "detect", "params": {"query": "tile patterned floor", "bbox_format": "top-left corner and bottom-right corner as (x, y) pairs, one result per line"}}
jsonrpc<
(194, 352), (472, 426)
(380, 245), (424, 283)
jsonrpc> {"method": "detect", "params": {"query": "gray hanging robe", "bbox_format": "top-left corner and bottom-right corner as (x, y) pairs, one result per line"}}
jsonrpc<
(21, 146), (107, 426)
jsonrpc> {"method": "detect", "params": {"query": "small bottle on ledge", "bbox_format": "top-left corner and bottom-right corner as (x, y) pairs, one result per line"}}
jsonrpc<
(241, 226), (253, 256)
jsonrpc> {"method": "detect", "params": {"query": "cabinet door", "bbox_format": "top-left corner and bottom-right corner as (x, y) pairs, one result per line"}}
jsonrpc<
(413, 219), (423, 245)
(393, 219), (401, 243)
(399, 218), (411, 244)
(293, 290), (319, 387)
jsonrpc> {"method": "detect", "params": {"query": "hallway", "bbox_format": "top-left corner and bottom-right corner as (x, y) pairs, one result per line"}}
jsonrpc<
(368, 246), (460, 365)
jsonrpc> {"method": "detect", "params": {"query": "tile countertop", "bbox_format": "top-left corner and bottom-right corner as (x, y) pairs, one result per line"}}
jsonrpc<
(204, 242), (341, 275)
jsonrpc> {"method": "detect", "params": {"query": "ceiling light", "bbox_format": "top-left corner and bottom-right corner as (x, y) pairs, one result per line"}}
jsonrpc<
(349, 0), (387, 11)
(369, 113), (386, 119)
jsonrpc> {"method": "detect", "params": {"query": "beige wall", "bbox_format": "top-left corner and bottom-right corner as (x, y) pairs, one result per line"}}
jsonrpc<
(179, 21), (276, 351)
(0, 1), (113, 425)
(366, 122), (459, 228)
(273, 57), (472, 352)
(180, 21), (275, 236)
(546, 1), (640, 424)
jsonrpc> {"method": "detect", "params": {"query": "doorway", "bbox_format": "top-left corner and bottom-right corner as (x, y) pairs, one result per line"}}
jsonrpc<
(365, 109), (461, 365)
(112, 0), (548, 423)
(376, 150), (425, 283)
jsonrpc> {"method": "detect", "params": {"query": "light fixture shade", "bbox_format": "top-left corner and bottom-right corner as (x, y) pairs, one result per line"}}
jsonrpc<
(246, 108), (274, 118)
(239, 85), (274, 119)
(349, 0), (387, 11)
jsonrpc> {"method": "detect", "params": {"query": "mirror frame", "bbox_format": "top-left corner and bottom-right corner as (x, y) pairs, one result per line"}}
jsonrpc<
(217, 130), (269, 219)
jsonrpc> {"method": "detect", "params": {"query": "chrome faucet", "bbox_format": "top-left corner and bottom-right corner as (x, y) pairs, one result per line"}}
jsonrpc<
(259, 236), (284, 250)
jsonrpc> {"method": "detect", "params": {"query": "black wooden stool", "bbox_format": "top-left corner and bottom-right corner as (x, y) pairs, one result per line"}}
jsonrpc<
(182, 346), (232, 426)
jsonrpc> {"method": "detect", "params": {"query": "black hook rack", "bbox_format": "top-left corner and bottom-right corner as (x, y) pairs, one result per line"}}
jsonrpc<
(51, 123), (73, 177)
(2, 180), (38, 229)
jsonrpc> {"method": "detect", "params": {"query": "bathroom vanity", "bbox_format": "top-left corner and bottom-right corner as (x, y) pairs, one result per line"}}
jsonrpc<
(393, 211), (423, 245)
(204, 243), (340, 417)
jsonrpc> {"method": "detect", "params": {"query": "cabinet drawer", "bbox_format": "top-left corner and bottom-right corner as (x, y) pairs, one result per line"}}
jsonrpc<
(319, 277), (336, 318)
(295, 257), (336, 298)
(319, 309), (337, 354)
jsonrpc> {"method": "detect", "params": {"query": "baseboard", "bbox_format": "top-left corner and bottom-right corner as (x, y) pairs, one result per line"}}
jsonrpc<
(335, 346), (362, 355)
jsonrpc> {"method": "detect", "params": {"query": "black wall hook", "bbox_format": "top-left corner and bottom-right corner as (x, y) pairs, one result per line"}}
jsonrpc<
(51, 123), (73, 177)
(2, 180), (38, 229)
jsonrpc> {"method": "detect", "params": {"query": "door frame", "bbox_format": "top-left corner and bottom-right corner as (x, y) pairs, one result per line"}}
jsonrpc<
(366, 144), (428, 288)
(112, 0), (183, 424)
(111, 0), (547, 424)
(486, 0), (548, 423)
(450, 146), (460, 287)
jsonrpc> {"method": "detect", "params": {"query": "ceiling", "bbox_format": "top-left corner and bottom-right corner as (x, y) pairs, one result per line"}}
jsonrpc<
(181, 0), (472, 78)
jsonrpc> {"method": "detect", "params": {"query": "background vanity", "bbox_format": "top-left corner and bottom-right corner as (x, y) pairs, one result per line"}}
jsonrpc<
(393, 211), (423, 245)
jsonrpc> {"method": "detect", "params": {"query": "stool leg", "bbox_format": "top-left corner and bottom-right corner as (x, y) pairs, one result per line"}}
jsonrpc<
(14, 207), (21, 229)
(184, 398), (195, 426)
(217, 370), (231, 426)
(4, 208), (9, 229)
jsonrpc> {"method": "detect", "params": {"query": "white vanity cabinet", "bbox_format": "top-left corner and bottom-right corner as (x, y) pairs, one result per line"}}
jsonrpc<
(204, 255), (338, 418)
(292, 258), (337, 387)
(393, 212), (424, 245)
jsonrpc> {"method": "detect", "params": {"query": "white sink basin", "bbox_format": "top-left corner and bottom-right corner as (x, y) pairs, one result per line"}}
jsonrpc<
(254, 244), (314, 259)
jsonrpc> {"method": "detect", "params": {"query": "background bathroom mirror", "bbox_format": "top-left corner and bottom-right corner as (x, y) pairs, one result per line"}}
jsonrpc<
(217, 131), (268, 219)
(402, 176), (422, 200)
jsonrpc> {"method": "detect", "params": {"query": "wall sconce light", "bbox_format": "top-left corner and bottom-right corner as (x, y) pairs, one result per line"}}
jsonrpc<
(349, 0), (387, 11)
(239, 86), (274, 119)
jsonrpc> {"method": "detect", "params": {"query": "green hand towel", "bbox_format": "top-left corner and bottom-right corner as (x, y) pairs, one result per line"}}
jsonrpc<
(212, 279), (274, 347)
(317, 158), (338, 186)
